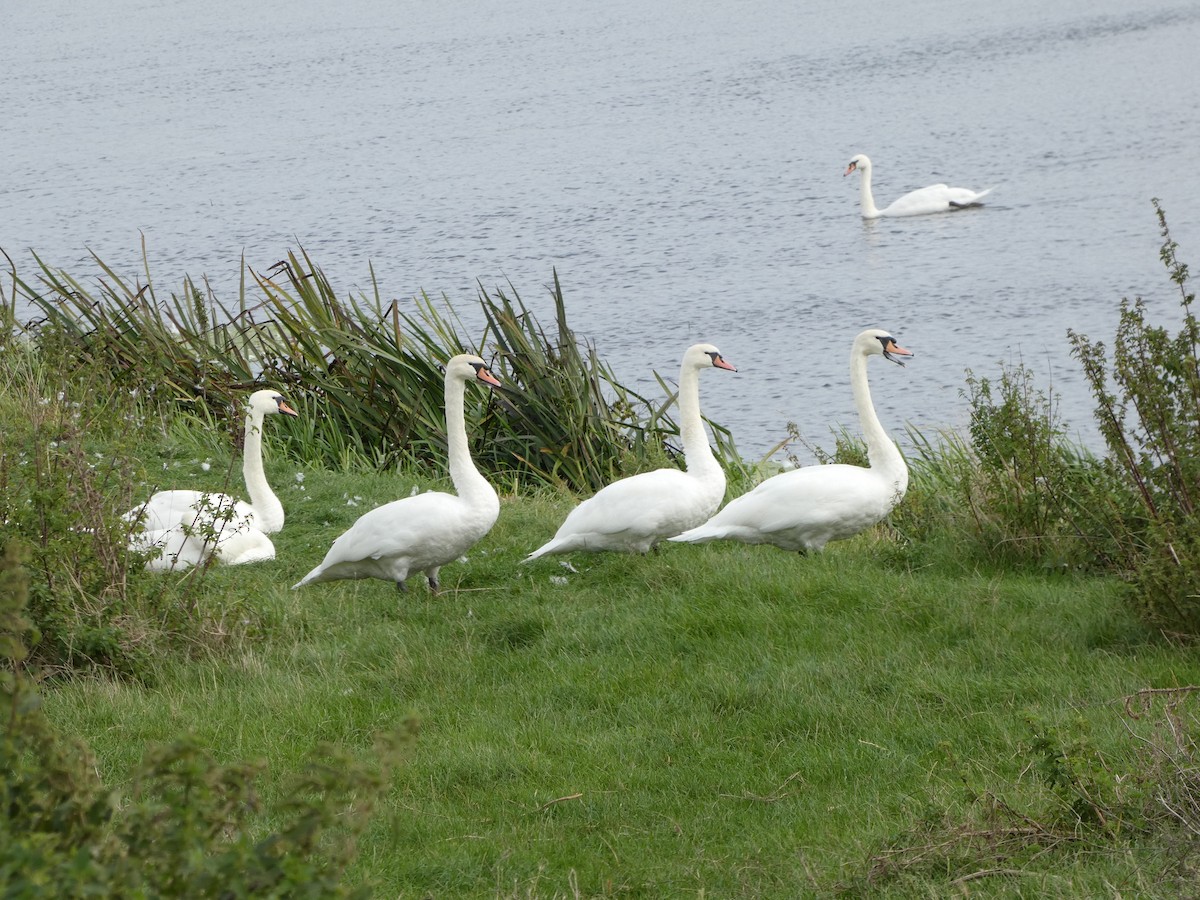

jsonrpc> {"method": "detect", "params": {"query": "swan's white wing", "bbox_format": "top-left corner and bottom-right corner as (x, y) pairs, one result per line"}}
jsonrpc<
(297, 490), (497, 585)
(672, 465), (901, 551)
(214, 529), (276, 565)
(135, 516), (275, 571)
(126, 490), (255, 532)
(126, 490), (206, 530)
(883, 184), (992, 216)
(135, 525), (210, 571)
(527, 468), (721, 559)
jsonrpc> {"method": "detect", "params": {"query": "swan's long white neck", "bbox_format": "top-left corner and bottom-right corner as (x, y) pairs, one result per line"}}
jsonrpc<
(856, 160), (883, 219)
(445, 374), (497, 508)
(850, 347), (908, 496)
(678, 361), (723, 485)
(243, 408), (284, 532)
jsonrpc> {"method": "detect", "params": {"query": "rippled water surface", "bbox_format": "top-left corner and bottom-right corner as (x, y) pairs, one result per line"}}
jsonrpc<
(5, 0), (1200, 457)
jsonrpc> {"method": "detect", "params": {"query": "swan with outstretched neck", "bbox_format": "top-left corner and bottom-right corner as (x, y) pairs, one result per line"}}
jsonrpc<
(294, 354), (503, 592)
(128, 389), (298, 570)
(671, 329), (911, 552)
(845, 154), (992, 219)
(525, 343), (736, 560)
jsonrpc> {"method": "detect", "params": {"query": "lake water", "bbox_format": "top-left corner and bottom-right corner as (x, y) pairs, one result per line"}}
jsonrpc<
(4, 0), (1200, 460)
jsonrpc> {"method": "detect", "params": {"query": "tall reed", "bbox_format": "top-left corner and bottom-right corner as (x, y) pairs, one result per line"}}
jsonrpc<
(12, 245), (741, 493)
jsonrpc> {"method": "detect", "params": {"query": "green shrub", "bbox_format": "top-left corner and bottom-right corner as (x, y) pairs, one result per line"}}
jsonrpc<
(1069, 200), (1200, 638)
(0, 346), (149, 674)
(954, 363), (1118, 569)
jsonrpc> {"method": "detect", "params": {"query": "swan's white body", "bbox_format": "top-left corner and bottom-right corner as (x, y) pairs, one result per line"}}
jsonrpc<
(525, 343), (736, 560)
(845, 154), (992, 219)
(671, 329), (911, 553)
(127, 389), (298, 570)
(293, 355), (503, 592)
(133, 523), (277, 572)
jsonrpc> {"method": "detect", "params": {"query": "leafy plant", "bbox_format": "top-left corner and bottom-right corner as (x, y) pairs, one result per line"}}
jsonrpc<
(0, 345), (149, 674)
(956, 362), (1112, 569)
(1069, 199), (1200, 637)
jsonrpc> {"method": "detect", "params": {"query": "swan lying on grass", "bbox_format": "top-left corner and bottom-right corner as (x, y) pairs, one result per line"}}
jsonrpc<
(128, 389), (298, 571)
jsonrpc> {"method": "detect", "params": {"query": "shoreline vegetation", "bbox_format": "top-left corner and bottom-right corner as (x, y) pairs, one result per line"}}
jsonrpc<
(3, 202), (1200, 895)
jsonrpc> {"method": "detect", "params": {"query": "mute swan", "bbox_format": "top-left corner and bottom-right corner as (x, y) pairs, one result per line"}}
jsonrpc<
(293, 354), (503, 592)
(133, 522), (276, 572)
(671, 329), (911, 552)
(524, 343), (736, 561)
(844, 154), (992, 219)
(128, 389), (298, 570)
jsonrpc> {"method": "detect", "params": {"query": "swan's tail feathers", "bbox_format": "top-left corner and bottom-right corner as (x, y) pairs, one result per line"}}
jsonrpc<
(949, 187), (994, 208)
(522, 540), (561, 564)
(292, 565), (325, 589)
(668, 526), (712, 544)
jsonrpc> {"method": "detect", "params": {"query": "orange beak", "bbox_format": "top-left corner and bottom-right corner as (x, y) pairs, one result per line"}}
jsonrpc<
(883, 340), (913, 365)
(277, 399), (299, 417)
(843, 162), (857, 177)
(476, 367), (502, 388)
(713, 355), (737, 372)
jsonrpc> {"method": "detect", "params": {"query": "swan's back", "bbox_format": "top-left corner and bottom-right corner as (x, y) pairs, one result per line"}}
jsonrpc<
(526, 467), (722, 559)
(673, 463), (904, 553)
(295, 488), (499, 586)
(883, 184), (992, 217)
(127, 489), (255, 532)
(135, 520), (275, 571)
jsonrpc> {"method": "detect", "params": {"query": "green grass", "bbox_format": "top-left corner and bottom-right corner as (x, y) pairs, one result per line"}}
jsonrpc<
(38, 438), (1199, 896)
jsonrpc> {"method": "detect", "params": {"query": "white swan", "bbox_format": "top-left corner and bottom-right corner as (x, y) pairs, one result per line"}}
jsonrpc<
(844, 154), (992, 219)
(293, 354), (503, 592)
(670, 329), (911, 552)
(133, 522), (277, 572)
(127, 388), (298, 570)
(524, 343), (737, 560)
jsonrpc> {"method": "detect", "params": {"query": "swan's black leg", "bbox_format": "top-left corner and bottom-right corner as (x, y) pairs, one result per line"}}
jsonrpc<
(395, 579), (408, 593)
(427, 574), (440, 594)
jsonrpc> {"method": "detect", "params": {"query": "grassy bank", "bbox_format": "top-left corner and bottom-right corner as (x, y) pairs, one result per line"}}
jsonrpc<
(34, 444), (1200, 896)
(5, 204), (1200, 894)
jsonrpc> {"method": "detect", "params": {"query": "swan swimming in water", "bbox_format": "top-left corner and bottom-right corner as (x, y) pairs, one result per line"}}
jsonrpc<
(128, 389), (298, 570)
(671, 329), (911, 553)
(524, 343), (736, 560)
(844, 154), (992, 219)
(293, 354), (503, 592)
